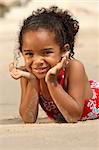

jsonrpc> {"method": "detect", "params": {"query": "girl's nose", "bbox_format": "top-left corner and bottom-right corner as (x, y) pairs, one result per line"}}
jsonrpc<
(33, 57), (44, 67)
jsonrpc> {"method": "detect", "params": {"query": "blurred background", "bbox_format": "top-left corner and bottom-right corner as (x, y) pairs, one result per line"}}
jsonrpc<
(0, 0), (99, 122)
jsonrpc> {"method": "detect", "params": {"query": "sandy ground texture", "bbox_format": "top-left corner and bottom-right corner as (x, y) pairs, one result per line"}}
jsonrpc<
(0, 120), (99, 150)
(0, 0), (99, 150)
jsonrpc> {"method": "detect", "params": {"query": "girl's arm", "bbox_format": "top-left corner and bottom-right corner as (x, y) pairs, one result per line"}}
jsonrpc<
(9, 62), (39, 123)
(19, 77), (39, 123)
(45, 60), (86, 123)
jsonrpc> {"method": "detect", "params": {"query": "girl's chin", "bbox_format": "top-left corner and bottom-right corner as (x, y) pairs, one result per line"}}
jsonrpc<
(32, 72), (46, 79)
(32, 67), (50, 79)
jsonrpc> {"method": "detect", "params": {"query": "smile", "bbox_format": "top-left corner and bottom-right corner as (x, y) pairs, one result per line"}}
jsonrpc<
(33, 67), (49, 74)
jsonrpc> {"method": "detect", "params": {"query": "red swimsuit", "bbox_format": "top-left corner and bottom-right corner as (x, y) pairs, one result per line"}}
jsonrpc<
(39, 69), (99, 122)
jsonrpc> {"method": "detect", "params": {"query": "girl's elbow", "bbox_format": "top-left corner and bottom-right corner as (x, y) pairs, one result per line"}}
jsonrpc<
(19, 107), (36, 124)
(69, 106), (83, 123)
(65, 117), (78, 123)
(65, 110), (82, 123)
(65, 116), (80, 123)
(69, 115), (81, 123)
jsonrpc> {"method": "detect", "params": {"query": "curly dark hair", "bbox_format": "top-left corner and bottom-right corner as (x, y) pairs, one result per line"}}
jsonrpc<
(19, 6), (79, 59)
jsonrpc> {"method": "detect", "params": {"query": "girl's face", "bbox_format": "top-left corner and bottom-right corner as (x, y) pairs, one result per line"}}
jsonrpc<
(22, 28), (64, 79)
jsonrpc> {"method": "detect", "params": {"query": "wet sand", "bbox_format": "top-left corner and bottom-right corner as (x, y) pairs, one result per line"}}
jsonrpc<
(0, 0), (99, 150)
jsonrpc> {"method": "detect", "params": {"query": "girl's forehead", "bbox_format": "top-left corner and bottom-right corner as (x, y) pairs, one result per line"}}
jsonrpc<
(23, 28), (57, 43)
(22, 28), (60, 49)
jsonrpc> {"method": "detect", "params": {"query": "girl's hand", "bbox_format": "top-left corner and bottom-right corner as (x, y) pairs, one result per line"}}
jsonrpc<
(45, 52), (69, 85)
(9, 63), (36, 80)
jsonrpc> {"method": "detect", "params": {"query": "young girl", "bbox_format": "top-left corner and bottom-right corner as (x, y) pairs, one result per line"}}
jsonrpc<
(9, 6), (99, 123)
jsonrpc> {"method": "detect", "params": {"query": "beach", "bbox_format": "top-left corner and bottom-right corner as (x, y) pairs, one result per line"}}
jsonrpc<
(0, 0), (99, 149)
(0, 120), (99, 150)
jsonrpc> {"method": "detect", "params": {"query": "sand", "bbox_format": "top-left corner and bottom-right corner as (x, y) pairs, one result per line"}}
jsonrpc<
(0, 0), (99, 149)
(0, 120), (99, 150)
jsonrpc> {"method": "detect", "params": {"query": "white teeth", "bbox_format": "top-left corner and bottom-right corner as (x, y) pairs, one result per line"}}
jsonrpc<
(33, 67), (49, 73)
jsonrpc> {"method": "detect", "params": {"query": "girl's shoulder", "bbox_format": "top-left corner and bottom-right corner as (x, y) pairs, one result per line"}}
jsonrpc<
(65, 58), (88, 85)
(66, 59), (85, 74)
(67, 58), (84, 67)
(64, 59), (86, 89)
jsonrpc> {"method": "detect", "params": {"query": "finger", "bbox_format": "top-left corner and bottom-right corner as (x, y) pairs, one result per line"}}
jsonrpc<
(10, 68), (18, 74)
(54, 59), (64, 71)
(16, 66), (27, 71)
(9, 63), (14, 72)
(10, 72), (21, 80)
(10, 68), (23, 77)
(13, 60), (17, 67)
(61, 53), (69, 68)
(10, 70), (20, 77)
(49, 69), (57, 76)
(63, 51), (70, 60)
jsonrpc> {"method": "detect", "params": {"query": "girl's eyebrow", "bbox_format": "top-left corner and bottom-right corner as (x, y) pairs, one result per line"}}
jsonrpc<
(23, 50), (33, 52)
(41, 48), (53, 51)
(23, 48), (53, 52)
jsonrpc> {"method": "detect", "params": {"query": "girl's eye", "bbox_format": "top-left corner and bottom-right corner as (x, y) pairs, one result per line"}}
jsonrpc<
(25, 52), (33, 57)
(43, 51), (53, 55)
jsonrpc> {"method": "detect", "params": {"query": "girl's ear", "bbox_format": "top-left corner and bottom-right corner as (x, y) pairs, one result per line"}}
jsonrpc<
(61, 44), (70, 58)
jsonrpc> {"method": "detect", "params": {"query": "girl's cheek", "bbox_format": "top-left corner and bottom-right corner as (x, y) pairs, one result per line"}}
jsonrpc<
(24, 58), (32, 66)
(24, 58), (33, 72)
(49, 58), (61, 67)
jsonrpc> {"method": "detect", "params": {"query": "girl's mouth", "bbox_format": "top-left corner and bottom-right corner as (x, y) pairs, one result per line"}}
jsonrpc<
(32, 66), (49, 74)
